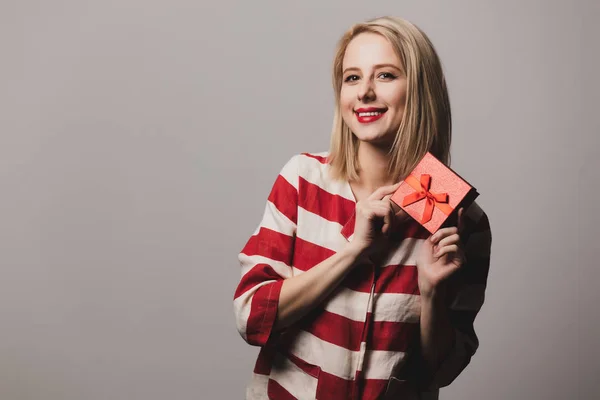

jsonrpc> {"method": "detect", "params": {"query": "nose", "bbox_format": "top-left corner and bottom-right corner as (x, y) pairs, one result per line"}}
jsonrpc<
(357, 78), (376, 102)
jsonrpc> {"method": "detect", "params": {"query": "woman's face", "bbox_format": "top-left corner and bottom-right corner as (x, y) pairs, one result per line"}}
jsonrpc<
(340, 32), (407, 147)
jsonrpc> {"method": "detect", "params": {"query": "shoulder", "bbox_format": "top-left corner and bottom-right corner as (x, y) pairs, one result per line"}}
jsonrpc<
(278, 151), (353, 200)
(278, 150), (331, 184)
(288, 151), (330, 171)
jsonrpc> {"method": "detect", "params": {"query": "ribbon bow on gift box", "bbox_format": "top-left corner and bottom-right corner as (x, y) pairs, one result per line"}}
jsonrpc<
(401, 174), (454, 224)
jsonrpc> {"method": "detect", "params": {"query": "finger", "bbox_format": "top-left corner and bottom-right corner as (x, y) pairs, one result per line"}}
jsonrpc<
(430, 227), (459, 244)
(382, 205), (396, 234)
(434, 244), (461, 259)
(370, 203), (391, 216)
(358, 205), (384, 221)
(382, 194), (397, 212)
(368, 182), (401, 201)
(375, 197), (397, 210)
(362, 205), (390, 225)
(389, 199), (401, 214)
(366, 201), (395, 233)
(367, 205), (393, 236)
(436, 233), (461, 249)
(387, 197), (408, 220)
(437, 260), (462, 279)
(382, 208), (393, 234)
(394, 208), (410, 222)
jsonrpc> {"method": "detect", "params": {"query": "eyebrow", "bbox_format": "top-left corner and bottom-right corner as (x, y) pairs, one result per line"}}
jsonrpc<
(342, 63), (403, 74)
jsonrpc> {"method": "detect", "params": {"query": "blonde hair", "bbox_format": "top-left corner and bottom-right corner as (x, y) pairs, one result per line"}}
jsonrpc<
(328, 16), (452, 182)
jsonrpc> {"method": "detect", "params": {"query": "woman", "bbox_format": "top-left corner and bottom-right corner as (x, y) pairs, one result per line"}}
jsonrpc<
(233, 16), (492, 400)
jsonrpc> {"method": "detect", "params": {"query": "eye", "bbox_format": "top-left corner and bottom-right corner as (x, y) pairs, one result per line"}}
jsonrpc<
(378, 72), (397, 80)
(343, 75), (359, 82)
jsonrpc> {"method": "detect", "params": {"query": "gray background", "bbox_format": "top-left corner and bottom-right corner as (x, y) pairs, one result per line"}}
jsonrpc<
(0, 0), (598, 399)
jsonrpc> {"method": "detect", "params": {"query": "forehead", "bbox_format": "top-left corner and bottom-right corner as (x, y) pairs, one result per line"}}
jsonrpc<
(342, 32), (401, 69)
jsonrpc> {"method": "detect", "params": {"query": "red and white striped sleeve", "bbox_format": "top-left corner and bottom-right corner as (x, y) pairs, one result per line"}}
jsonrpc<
(233, 155), (299, 347)
(431, 203), (492, 388)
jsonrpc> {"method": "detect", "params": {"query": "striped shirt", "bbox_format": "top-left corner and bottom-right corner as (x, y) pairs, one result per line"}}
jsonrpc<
(233, 152), (492, 400)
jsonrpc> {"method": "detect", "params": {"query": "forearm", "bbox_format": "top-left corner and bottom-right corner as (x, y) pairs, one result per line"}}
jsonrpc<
(274, 243), (364, 330)
(419, 293), (456, 379)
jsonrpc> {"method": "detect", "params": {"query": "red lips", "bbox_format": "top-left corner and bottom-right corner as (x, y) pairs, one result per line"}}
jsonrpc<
(355, 107), (387, 124)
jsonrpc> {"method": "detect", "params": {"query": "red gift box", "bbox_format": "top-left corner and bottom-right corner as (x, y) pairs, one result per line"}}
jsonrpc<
(390, 152), (479, 234)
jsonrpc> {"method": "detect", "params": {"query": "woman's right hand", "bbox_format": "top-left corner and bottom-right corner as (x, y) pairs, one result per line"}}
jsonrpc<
(349, 182), (410, 257)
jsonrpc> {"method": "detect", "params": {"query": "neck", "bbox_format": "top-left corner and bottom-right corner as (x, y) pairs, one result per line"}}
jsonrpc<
(355, 142), (396, 192)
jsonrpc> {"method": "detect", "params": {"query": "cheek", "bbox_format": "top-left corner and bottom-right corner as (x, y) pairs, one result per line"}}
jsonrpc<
(397, 91), (407, 110)
(339, 89), (354, 112)
(382, 86), (407, 111)
(393, 86), (408, 111)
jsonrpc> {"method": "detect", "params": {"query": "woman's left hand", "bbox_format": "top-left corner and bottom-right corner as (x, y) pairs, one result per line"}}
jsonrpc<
(417, 208), (466, 300)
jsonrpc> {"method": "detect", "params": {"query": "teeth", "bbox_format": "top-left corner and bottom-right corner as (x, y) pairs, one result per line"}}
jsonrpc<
(358, 111), (383, 117)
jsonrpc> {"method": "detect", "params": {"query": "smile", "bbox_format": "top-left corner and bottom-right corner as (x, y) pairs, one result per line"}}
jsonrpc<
(354, 108), (387, 123)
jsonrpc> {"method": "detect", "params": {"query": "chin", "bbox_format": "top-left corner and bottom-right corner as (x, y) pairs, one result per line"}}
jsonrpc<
(352, 128), (394, 145)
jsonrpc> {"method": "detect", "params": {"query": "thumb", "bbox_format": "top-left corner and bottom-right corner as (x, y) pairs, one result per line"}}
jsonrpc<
(369, 182), (401, 201)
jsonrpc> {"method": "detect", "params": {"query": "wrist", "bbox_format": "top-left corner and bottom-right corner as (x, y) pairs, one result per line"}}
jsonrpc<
(419, 285), (447, 306)
(342, 241), (370, 263)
